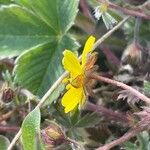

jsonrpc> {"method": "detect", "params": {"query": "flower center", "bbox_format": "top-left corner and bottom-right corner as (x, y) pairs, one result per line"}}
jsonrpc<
(100, 2), (108, 13)
(71, 74), (84, 88)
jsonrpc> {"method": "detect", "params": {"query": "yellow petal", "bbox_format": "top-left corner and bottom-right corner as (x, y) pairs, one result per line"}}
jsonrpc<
(79, 89), (86, 107)
(66, 84), (72, 90)
(82, 36), (96, 66)
(62, 50), (82, 77)
(62, 77), (69, 84)
(61, 86), (84, 113)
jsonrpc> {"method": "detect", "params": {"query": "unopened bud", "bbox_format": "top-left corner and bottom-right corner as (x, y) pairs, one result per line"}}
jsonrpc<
(122, 41), (142, 65)
(1, 88), (14, 103)
(41, 123), (65, 148)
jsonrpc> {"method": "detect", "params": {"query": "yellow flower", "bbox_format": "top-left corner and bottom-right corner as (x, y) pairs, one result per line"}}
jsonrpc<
(61, 36), (96, 113)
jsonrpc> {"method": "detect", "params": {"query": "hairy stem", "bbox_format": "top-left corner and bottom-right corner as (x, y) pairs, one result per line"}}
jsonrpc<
(98, 0), (150, 20)
(80, 0), (91, 18)
(134, 17), (141, 42)
(96, 126), (144, 150)
(90, 73), (150, 104)
(0, 125), (19, 132)
(93, 16), (130, 50)
(86, 102), (131, 125)
(0, 109), (16, 123)
(7, 72), (68, 150)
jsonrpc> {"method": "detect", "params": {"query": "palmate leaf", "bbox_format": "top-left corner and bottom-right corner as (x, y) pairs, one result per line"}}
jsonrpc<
(74, 112), (100, 128)
(0, 5), (56, 58)
(14, 35), (78, 96)
(0, 0), (79, 58)
(14, 0), (79, 34)
(0, 0), (79, 96)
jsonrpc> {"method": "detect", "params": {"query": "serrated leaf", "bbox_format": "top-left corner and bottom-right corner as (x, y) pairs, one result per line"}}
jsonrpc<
(74, 113), (100, 128)
(0, 135), (10, 150)
(0, 0), (79, 57)
(0, 5), (56, 58)
(21, 108), (41, 150)
(14, 0), (79, 34)
(14, 35), (78, 97)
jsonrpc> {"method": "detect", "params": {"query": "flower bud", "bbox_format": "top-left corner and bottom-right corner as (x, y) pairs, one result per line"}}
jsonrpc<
(1, 87), (14, 103)
(122, 41), (142, 65)
(41, 123), (65, 148)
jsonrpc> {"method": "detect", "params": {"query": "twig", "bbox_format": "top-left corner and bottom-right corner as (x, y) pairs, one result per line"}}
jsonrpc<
(86, 102), (131, 125)
(80, 0), (92, 18)
(19, 89), (36, 101)
(67, 138), (85, 150)
(96, 126), (144, 150)
(134, 17), (141, 42)
(100, 44), (121, 65)
(89, 73), (150, 104)
(7, 17), (130, 150)
(93, 16), (130, 50)
(7, 72), (68, 150)
(0, 125), (19, 132)
(98, 0), (150, 20)
(0, 109), (16, 122)
(8, 130), (22, 150)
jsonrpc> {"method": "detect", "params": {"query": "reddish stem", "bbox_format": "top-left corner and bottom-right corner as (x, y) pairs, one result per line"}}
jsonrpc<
(86, 102), (131, 125)
(98, 0), (150, 20)
(0, 125), (19, 132)
(0, 109), (16, 122)
(100, 45), (121, 65)
(90, 73), (150, 104)
(96, 126), (144, 150)
(80, 0), (92, 18)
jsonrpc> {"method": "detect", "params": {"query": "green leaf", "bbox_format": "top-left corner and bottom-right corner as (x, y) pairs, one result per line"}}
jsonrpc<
(138, 131), (150, 150)
(0, 5), (56, 58)
(43, 83), (65, 106)
(144, 81), (150, 94)
(0, 0), (12, 4)
(123, 131), (150, 150)
(0, 135), (10, 150)
(21, 108), (41, 150)
(74, 113), (100, 128)
(14, 35), (79, 97)
(14, 0), (79, 34)
(123, 141), (137, 150)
